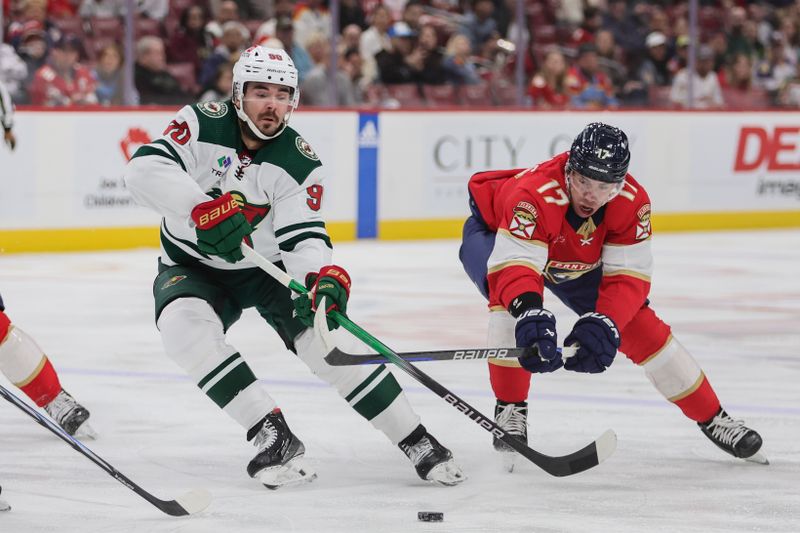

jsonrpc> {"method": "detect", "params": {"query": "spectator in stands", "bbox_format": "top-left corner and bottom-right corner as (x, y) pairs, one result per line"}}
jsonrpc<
(376, 21), (422, 85)
(360, 4), (393, 85)
(254, 0), (296, 42)
(167, 4), (213, 78)
(199, 21), (249, 88)
(15, 23), (49, 103)
(29, 34), (97, 107)
(7, 0), (59, 50)
(708, 32), (729, 73)
(0, 41), (28, 103)
(402, 1), (425, 34)
(231, 0), (270, 19)
(566, 42), (618, 109)
(199, 61), (234, 102)
(134, 35), (189, 106)
(528, 47), (569, 109)
(727, 14), (765, 64)
(669, 35), (690, 78)
(302, 45), (364, 106)
(669, 45), (724, 109)
(595, 29), (626, 93)
(442, 33), (481, 85)
(340, 0), (367, 32)
(92, 42), (124, 106)
(273, 16), (314, 82)
(78, 0), (125, 19)
(294, 0), (331, 47)
(206, 0), (240, 46)
(754, 32), (796, 104)
(416, 24), (449, 85)
(339, 24), (363, 56)
(640, 31), (672, 88)
(570, 6), (602, 47)
(459, 0), (498, 55)
(719, 53), (755, 92)
(602, 0), (647, 54)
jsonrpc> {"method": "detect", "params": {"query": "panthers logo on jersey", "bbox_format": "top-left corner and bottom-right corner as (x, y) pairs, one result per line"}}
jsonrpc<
(509, 201), (538, 239)
(636, 203), (651, 240)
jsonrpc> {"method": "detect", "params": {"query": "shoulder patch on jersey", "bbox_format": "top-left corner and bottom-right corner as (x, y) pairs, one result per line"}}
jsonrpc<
(509, 201), (538, 239)
(161, 275), (187, 289)
(636, 203), (651, 240)
(295, 136), (319, 161)
(197, 101), (228, 118)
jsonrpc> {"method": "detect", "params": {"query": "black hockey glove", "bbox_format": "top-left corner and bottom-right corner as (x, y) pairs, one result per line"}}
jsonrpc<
(563, 312), (620, 374)
(514, 308), (563, 373)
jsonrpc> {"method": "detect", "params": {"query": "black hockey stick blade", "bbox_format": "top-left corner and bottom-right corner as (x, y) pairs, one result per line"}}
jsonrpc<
(325, 346), (530, 365)
(0, 383), (211, 516)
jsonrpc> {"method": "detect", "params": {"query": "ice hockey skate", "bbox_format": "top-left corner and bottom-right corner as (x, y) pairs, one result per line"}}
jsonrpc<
(493, 400), (528, 473)
(399, 425), (464, 486)
(44, 389), (96, 439)
(698, 408), (768, 464)
(247, 409), (317, 489)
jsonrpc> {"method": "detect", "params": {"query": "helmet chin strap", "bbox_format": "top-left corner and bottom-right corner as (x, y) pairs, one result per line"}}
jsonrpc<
(235, 99), (294, 141)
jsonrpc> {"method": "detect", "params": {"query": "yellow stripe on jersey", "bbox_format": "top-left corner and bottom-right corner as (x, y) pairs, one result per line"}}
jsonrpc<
(489, 230), (549, 274)
(602, 239), (653, 278)
(602, 269), (652, 282)
(488, 260), (542, 275)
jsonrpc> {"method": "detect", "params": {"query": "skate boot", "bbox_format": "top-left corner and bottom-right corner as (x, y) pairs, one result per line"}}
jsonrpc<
(44, 389), (95, 439)
(0, 485), (9, 512)
(698, 408), (768, 464)
(246, 409), (317, 489)
(493, 400), (528, 472)
(399, 425), (464, 486)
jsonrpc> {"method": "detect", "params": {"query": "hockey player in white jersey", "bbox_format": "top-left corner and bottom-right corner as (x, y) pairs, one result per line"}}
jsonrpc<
(124, 46), (464, 489)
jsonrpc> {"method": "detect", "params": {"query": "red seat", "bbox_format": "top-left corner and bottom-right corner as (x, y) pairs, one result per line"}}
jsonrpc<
(458, 81), (492, 107)
(89, 17), (124, 40)
(84, 37), (116, 62)
(531, 25), (557, 45)
(52, 17), (85, 38)
(363, 84), (387, 107)
(647, 85), (675, 109)
(166, 62), (198, 96)
(135, 17), (163, 38)
(722, 87), (771, 110)
(422, 84), (459, 107)
(492, 82), (523, 106)
(383, 83), (425, 108)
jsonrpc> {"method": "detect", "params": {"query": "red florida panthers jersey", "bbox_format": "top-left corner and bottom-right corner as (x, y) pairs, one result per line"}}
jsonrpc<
(468, 151), (654, 331)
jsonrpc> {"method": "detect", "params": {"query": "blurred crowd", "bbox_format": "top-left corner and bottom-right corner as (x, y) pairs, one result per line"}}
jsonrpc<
(1, 0), (799, 109)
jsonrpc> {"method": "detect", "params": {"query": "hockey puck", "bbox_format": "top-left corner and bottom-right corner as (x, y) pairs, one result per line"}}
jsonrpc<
(418, 511), (444, 522)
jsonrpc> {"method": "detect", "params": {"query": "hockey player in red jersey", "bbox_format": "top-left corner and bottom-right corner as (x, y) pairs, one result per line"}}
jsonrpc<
(459, 122), (765, 469)
(0, 294), (93, 438)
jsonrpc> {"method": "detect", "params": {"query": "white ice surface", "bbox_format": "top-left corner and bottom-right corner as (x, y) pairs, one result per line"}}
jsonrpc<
(1, 230), (798, 532)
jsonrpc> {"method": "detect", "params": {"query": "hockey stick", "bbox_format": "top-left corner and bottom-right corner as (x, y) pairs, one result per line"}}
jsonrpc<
(241, 245), (616, 477)
(0, 383), (211, 516)
(325, 346), (578, 366)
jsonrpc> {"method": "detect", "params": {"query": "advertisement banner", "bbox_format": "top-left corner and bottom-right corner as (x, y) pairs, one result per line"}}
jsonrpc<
(0, 109), (358, 230)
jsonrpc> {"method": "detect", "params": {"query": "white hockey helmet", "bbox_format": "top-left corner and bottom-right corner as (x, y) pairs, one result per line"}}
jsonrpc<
(232, 46), (300, 140)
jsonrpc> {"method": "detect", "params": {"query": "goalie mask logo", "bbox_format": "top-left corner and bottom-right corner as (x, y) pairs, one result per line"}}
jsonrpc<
(509, 201), (538, 239)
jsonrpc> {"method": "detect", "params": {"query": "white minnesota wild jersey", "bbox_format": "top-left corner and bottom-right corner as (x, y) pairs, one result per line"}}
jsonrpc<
(124, 100), (332, 281)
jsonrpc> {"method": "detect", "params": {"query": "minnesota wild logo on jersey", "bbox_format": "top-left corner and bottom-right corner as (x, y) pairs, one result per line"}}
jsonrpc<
(197, 101), (228, 118)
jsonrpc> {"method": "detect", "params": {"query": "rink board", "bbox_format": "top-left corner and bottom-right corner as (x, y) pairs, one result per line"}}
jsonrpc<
(1, 109), (799, 252)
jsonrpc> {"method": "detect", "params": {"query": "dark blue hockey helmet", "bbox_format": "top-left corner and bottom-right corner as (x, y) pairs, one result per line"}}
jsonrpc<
(567, 123), (630, 183)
